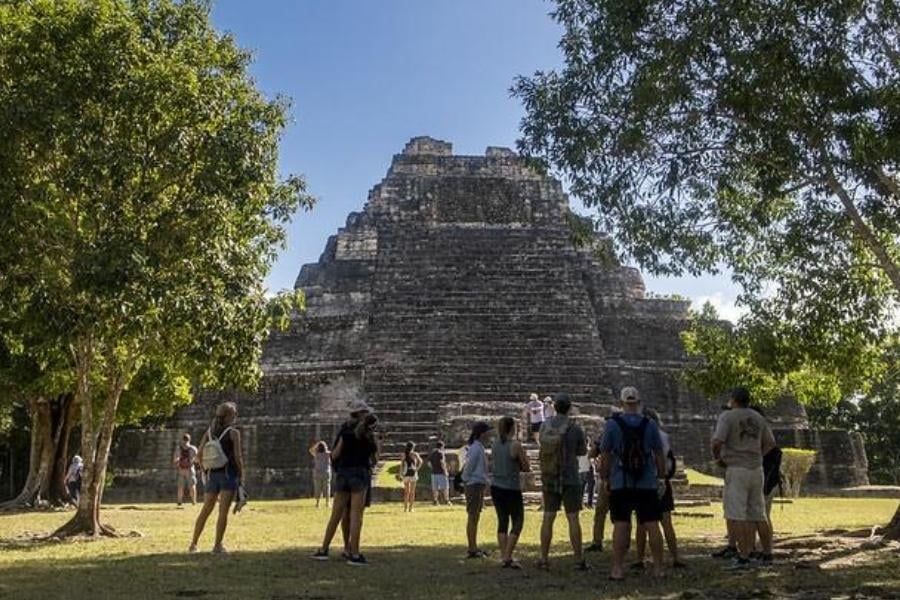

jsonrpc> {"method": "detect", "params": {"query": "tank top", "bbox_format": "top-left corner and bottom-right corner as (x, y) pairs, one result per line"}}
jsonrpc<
(491, 438), (521, 491)
(404, 455), (418, 477)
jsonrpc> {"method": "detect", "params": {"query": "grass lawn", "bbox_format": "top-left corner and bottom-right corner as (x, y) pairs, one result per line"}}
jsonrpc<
(0, 497), (898, 599)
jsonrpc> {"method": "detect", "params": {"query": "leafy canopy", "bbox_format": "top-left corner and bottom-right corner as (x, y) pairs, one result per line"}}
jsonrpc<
(0, 0), (313, 420)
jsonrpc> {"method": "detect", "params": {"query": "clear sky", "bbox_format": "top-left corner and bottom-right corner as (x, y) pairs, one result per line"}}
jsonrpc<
(210, 0), (743, 321)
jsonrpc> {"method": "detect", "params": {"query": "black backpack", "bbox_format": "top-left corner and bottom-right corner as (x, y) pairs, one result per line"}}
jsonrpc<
(763, 446), (783, 496)
(612, 415), (649, 487)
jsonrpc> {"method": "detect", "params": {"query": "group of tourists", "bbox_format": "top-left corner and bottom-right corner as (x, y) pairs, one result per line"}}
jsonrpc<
(176, 384), (779, 579)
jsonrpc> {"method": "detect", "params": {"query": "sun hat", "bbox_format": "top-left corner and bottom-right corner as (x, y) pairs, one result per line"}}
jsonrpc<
(348, 398), (373, 415)
(620, 386), (641, 403)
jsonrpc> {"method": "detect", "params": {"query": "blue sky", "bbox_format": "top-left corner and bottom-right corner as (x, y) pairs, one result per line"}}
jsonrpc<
(210, 0), (743, 321)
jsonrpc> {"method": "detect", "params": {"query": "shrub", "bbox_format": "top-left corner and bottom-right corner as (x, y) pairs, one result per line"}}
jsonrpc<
(781, 448), (817, 497)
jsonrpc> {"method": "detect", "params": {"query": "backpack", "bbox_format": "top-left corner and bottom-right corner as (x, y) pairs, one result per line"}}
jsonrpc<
(201, 427), (233, 470)
(763, 446), (783, 496)
(665, 448), (677, 480)
(612, 415), (649, 487)
(178, 446), (193, 470)
(539, 419), (570, 484)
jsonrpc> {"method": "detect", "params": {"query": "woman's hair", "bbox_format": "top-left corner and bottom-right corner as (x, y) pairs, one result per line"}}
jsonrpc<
(213, 402), (237, 432)
(497, 416), (516, 443)
(316, 441), (327, 453)
(355, 414), (378, 440)
(404, 441), (415, 463)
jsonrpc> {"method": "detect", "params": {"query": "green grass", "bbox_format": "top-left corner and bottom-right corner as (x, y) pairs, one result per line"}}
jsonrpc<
(0, 497), (898, 599)
(685, 468), (725, 487)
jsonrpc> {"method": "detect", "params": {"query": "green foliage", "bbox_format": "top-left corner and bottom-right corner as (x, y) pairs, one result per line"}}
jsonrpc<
(781, 448), (818, 497)
(515, 0), (900, 389)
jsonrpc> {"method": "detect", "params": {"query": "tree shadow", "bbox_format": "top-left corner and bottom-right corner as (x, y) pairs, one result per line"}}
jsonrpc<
(1, 539), (899, 600)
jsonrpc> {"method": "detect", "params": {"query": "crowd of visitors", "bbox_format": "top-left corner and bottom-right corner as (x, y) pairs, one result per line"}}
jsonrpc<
(102, 381), (779, 579)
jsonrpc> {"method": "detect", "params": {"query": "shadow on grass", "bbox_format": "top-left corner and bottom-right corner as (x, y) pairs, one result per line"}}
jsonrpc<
(0, 539), (899, 600)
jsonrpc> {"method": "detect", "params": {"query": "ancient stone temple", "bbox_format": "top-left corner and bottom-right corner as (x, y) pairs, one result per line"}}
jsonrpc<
(109, 137), (868, 499)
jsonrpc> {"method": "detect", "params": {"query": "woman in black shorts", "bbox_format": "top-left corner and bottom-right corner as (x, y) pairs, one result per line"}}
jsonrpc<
(490, 416), (531, 568)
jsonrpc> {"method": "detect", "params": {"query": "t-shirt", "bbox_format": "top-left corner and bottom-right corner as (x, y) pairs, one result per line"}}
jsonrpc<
(527, 399), (545, 424)
(540, 415), (587, 488)
(577, 455), (592, 474)
(313, 451), (331, 475)
(334, 425), (377, 470)
(462, 440), (489, 486)
(599, 413), (663, 490)
(713, 408), (775, 470)
(428, 449), (446, 475)
(176, 444), (198, 471)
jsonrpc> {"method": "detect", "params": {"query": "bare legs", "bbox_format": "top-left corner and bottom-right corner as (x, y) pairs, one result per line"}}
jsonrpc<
(539, 511), (555, 563)
(539, 511), (583, 564)
(466, 510), (481, 553)
(403, 479), (417, 512)
(566, 512), (584, 563)
(189, 489), (233, 552)
(319, 491), (350, 553)
(636, 512), (681, 565)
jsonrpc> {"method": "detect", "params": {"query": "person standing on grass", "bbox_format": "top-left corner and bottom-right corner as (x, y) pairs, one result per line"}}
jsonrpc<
(313, 399), (378, 566)
(491, 416), (530, 569)
(402, 441), (423, 512)
(586, 422), (611, 553)
(462, 421), (492, 559)
(578, 452), (595, 508)
(599, 387), (666, 580)
(174, 433), (199, 507)
(65, 455), (83, 507)
(537, 393), (588, 571)
(189, 401), (243, 554)
(712, 387), (776, 570)
(309, 441), (332, 509)
(633, 408), (686, 570)
(428, 441), (451, 505)
(526, 393), (545, 444)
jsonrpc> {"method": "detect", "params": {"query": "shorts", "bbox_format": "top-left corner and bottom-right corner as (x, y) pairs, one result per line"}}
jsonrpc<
(402, 475), (418, 483)
(177, 468), (197, 488)
(542, 484), (582, 514)
(335, 467), (370, 495)
(465, 483), (486, 515)
(659, 480), (675, 513)
(431, 473), (449, 491)
(206, 468), (239, 494)
(724, 467), (766, 522)
(530, 422), (542, 433)
(313, 472), (331, 497)
(609, 488), (662, 524)
(490, 486), (525, 535)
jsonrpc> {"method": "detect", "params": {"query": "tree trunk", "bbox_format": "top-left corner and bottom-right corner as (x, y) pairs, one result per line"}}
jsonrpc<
(885, 503), (900, 541)
(52, 352), (124, 538)
(0, 394), (76, 511)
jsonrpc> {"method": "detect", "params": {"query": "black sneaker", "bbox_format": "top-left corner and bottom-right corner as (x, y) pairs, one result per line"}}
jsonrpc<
(711, 546), (737, 559)
(347, 554), (368, 566)
(466, 550), (487, 559)
(574, 560), (589, 572)
(726, 557), (753, 571)
(311, 549), (329, 561)
(585, 543), (603, 553)
(754, 553), (773, 566)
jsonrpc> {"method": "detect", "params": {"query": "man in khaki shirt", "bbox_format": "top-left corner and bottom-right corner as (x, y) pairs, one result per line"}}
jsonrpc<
(712, 386), (776, 569)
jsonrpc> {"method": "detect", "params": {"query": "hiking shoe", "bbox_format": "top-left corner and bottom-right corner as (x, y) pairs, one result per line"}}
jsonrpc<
(311, 549), (329, 561)
(726, 557), (753, 571)
(574, 560), (589, 572)
(211, 545), (228, 554)
(711, 545), (738, 559)
(754, 553), (773, 566)
(466, 550), (488, 559)
(346, 554), (369, 566)
(585, 543), (604, 553)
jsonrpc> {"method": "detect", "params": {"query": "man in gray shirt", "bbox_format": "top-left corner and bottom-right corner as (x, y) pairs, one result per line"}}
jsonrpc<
(712, 386), (776, 568)
(538, 393), (588, 570)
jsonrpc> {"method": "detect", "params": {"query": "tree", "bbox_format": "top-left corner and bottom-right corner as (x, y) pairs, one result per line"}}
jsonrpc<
(0, 0), (312, 536)
(516, 0), (900, 539)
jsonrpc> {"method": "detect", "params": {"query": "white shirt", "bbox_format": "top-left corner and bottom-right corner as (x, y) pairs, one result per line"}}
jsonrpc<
(527, 399), (545, 423)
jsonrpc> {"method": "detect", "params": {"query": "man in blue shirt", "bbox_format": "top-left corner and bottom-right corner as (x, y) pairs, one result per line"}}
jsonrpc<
(599, 387), (667, 580)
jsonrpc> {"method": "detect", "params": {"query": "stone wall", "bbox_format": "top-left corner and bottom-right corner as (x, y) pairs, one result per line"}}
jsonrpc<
(107, 137), (869, 500)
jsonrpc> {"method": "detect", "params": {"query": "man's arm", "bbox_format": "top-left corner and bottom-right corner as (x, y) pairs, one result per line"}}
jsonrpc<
(761, 423), (776, 456)
(575, 427), (588, 456)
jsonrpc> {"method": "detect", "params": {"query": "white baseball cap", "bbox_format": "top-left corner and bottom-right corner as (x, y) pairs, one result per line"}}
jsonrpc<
(620, 387), (641, 403)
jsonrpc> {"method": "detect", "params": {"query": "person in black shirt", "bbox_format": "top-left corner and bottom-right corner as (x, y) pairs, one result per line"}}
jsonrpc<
(313, 398), (378, 566)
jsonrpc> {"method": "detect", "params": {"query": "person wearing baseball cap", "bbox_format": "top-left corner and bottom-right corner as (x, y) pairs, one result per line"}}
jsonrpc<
(597, 387), (667, 580)
(462, 421), (493, 558)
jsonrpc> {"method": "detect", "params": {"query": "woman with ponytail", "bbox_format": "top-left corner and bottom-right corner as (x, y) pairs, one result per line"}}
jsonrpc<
(189, 401), (243, 553)
(491, 416), (530, 568)
(401, 442), (423, 512)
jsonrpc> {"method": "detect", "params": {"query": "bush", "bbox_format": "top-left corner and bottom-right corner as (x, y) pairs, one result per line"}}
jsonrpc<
(781, 448), (817, 497)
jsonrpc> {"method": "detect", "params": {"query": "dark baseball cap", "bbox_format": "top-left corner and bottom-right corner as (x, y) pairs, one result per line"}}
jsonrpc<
(471, 421), (493, 437)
